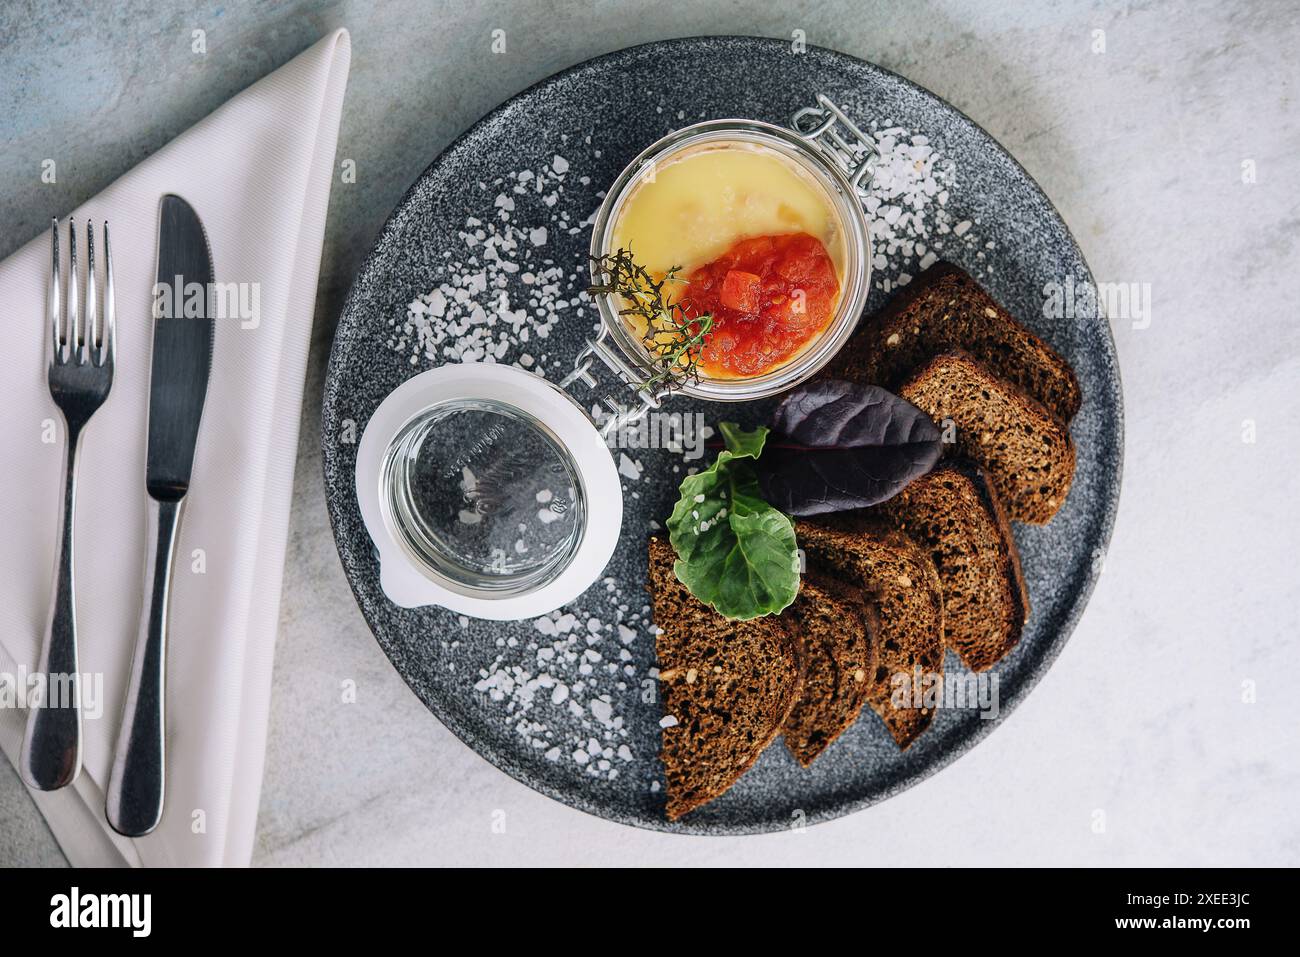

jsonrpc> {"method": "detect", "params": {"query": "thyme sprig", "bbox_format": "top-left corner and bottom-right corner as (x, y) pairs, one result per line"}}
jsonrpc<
(589, 247), (713, 392)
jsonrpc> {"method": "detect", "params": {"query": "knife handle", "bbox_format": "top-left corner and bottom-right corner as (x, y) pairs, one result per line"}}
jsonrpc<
(106, 494), (183, 837)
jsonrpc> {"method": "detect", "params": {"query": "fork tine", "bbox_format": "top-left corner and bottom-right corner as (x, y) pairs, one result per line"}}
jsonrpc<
(67, 219), (81, 361)
(85, 219), (98, 363)
(48, 218), (62, 361)
(101, 221), (116, 367)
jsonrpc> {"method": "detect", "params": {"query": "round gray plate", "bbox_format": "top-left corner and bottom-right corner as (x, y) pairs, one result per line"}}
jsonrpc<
(322, 37), (1123, 834)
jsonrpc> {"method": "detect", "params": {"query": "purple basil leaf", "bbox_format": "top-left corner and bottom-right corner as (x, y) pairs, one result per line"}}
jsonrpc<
(757, 379), (943, 516)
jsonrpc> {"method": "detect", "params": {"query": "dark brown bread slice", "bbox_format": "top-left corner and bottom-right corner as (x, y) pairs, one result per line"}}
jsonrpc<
(877, 461), (1030, 671)
(647, 537), (803, 821)
(898, 351), (1075, 524)
(780, 573), (879, 767)
(797, 520), (943, 749)
(824, 261), (1082, 422)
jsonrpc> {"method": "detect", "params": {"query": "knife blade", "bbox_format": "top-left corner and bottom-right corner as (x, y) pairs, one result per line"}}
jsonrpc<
(106, 194), (215, 837)
(146, 194), (214, 498)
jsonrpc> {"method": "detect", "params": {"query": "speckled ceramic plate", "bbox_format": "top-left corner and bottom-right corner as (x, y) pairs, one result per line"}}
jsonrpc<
(322, 37), (1123, 833)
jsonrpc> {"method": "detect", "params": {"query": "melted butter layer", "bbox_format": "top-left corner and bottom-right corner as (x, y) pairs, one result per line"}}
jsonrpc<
(610, 143), (846, 280)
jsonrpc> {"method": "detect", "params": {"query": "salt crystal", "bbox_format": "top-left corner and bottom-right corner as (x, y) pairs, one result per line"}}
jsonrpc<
(618, 454), (642, 481)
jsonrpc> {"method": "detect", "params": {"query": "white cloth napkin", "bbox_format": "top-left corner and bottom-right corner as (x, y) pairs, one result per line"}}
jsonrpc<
(0, 29), (351, 866)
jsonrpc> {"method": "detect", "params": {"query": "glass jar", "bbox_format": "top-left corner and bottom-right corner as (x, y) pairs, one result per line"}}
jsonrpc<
(586, 96), (878, 404)
(357, 363), (622, 620)
(357, 96), (879, 619)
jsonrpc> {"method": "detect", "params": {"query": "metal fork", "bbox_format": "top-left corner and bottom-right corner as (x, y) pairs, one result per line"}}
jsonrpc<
(20, 218), (116, 791)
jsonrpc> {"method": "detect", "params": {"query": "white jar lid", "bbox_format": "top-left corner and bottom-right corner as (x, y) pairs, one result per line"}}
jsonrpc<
(356, 363), (622, 620)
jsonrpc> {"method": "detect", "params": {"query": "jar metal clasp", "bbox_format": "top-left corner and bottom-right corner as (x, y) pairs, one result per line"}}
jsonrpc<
(791, 93), (880, 195)
(559, 328), (663, 439)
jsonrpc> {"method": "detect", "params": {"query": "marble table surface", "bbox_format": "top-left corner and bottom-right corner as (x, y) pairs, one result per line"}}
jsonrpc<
(2, 0), (1297, 867)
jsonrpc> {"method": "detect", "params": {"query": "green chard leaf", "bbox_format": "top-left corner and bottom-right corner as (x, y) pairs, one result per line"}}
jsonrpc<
(666, 423), (800, 620)
(715, 420), (767, 458)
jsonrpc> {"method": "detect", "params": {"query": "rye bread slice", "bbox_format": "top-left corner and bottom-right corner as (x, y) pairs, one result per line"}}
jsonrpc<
(647, 537), (803, 820)
(898, 350), (1076, 524)
(780, 572), (879, 767)
(797, 520), (944, 749)
(877, 461), (1030, 671)
(823, 261), (1081, 421)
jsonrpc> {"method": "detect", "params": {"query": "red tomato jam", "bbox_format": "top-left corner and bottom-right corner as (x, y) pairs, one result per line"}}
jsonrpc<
(681, 232), (840, 378)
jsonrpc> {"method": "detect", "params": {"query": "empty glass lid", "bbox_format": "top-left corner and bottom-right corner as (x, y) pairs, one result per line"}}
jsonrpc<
(356, 362), (622, 619)
(382, 399), (586, 595)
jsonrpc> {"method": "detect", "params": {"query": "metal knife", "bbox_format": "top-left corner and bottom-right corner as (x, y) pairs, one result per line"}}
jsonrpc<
(105, 194), (214, 837)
